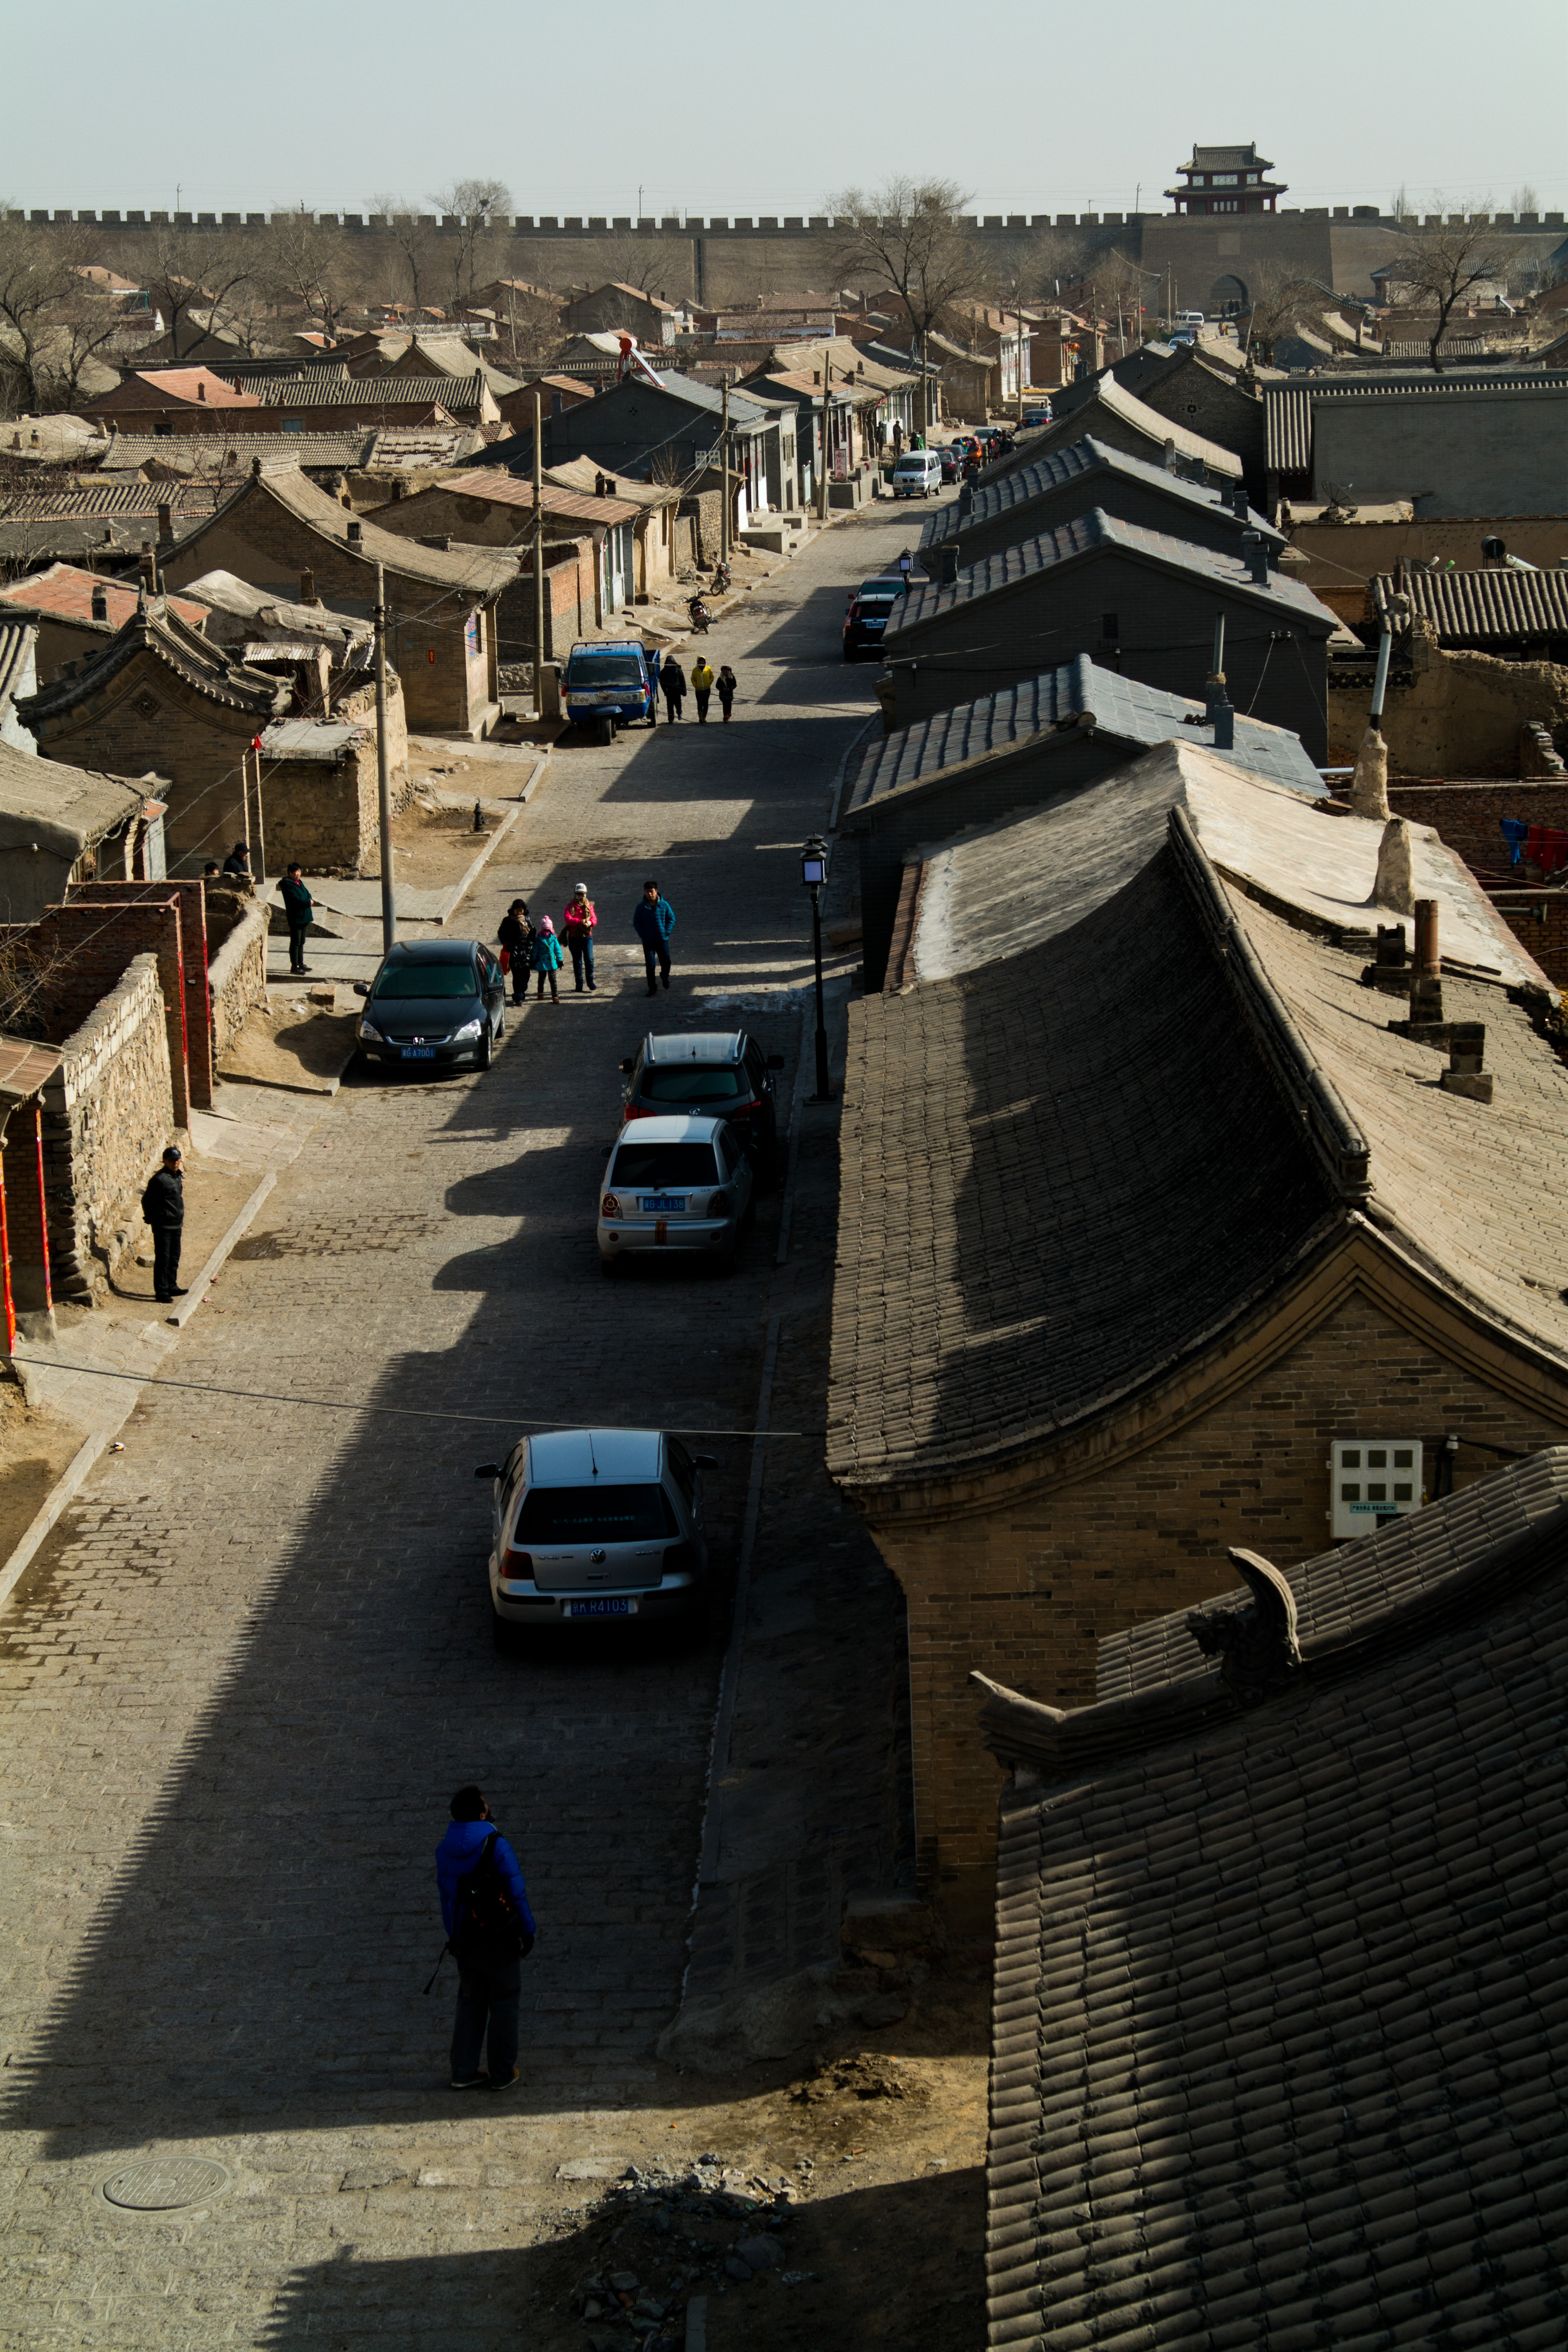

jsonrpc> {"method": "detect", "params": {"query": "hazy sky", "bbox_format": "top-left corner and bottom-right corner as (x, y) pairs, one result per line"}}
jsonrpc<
(6, 0), (1565, 222)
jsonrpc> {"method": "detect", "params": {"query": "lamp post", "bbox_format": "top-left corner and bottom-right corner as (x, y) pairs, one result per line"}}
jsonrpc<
(802, 833), (831, 1101)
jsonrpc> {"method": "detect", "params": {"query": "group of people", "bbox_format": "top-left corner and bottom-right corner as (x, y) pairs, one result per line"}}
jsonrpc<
(497, 879), (676, 1004)
(657, 656), (736, 725)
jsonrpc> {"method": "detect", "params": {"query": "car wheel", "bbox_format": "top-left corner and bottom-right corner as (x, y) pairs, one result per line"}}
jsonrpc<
(491, 1608), (519, 1653)
(476, 1026), (493, 1071)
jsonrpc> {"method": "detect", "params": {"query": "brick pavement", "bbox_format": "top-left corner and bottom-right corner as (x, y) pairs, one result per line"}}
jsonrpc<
(0, 503), (924, 2348)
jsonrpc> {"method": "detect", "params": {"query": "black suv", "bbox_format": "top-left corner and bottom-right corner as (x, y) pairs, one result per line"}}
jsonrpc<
(619, 1030), (785, 1174)
(843, 575), (906, 662)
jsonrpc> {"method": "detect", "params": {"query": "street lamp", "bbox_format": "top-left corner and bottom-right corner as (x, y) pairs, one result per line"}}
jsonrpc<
(802, 833), (832, 1101)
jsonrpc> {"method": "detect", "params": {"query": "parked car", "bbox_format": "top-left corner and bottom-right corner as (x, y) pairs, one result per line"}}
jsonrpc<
(353, 938), (506, 1071)
(618, 1029), (785, 1172)
(1021, 403), (1053, 427)
(939, 447), (962, 483)
(478, 1426), (714, 1640)
(562, 637), (658, 734)
(598, 1115), (754, 1273)
(892, 450), (943, 498)
(845, 589), (901, 659)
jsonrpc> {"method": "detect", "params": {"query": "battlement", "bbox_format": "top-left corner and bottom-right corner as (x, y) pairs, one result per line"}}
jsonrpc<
(9, 206), (1564, 236)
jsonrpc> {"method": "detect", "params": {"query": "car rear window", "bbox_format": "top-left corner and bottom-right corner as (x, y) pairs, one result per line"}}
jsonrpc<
(567, 653), (646, 687)
(516, 1483), (679, 1542)
(373, 964), (477, 998)
(611, 1142), (721, 1186)
(640, 1066), (745, 1103)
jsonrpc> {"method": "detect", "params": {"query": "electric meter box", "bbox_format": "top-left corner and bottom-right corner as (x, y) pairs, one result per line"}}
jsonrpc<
(1329, 1438), (1425, 1539)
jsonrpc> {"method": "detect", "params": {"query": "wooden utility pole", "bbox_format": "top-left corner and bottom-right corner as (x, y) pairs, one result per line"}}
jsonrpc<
(721, 378), (731, 563)
(817, 359), (831, 523)
(532, 387), (546, 703)
(374, 562), (394, 954)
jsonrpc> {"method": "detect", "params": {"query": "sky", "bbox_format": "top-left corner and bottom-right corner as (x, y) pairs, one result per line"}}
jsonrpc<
(6, 0), (1566, 223)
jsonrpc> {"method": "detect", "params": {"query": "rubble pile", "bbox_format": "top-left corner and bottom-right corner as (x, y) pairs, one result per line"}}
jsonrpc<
(553, 2156), (807, 2351)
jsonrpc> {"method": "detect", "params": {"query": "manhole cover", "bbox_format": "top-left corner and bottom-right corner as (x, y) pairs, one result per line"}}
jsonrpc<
(100, 2156), (230, 2211)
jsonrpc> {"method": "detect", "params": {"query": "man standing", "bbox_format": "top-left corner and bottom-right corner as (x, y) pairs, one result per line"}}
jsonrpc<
(221, 841), (252, 883)
(436, 1785), (536, 2093)
(280, 862), (313, 976)
(141, 1146), (186, 1306)
(562, 883), (598, 993)
(691, 655), (714, 724)
(632, 880), (675, 996)
(660, 654), (686, 724)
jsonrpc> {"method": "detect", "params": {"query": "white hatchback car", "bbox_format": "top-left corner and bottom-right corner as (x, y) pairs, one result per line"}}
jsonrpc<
(598, 1113), (753, 1273)
(478, 1427), (714, 1641)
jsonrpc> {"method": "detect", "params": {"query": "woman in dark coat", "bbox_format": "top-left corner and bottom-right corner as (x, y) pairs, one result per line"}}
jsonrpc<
(498, 899), (534, 1005)
(660, 655), (687, 724)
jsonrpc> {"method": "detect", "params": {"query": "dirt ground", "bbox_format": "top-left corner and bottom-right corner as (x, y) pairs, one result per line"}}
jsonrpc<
(390, 785), (520, 894)
(0, 1382), (86, 1567)
(218, 1002), (362, 1094)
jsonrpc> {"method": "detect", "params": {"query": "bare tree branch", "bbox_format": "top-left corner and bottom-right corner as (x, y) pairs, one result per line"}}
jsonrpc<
(1393, 212), (1507, 374)
(429, 179), (513, 312)
(820, 179), (985, 432)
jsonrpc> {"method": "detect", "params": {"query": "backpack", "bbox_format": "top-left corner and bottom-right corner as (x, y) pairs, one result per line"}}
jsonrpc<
(453, 1831), (528, 1959)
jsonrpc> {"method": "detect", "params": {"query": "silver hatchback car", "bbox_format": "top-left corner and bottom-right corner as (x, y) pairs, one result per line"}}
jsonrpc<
(597, 1113), (753, 1273)
(477, 1427), (714, 1642)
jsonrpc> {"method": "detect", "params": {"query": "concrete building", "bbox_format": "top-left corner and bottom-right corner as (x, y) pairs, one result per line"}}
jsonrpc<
(881, 507), (1336, 757)
(826, 737), (1568, 1925)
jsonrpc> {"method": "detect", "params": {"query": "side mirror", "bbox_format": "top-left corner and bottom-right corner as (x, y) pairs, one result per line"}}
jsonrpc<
(353, 981), (369, 997)
(474, 1463), (501, 1479)
(766, 1054), (785, 1069)
(619, 1058), (634, 1074)
(693, 1453), (718, 1470)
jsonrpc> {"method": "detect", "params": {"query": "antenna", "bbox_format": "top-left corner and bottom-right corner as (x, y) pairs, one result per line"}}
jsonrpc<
(589, 1432), (599, 1479)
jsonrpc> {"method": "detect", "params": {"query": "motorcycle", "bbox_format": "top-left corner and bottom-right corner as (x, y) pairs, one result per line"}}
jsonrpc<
(711, 560), (732, 593)
(687, 596), (713, 632)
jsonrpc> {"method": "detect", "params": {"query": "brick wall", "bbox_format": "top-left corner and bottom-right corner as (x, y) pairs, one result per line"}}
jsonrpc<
(260, 740), (382, 874)
(1385, 778), (1568, 875)
(30, 657), (260, 869)
(866, 1288), (1568, 1931)
(41, 953), (175, 1302)
(1136, 360), (1268, 498)
(1490, 893), (1568, 986)
(67, 880), (212, 1111)
(1, 1101), (51, 1317)
(26, 897), (189, 1127)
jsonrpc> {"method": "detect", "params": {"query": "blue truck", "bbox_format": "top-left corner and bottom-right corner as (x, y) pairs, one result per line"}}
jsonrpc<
(562, 639), (660, 734)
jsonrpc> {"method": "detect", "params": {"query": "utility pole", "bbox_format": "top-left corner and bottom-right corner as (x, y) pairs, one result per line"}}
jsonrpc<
(816, 358), (831, 523)
(720, 378), (731, 564)
(373, 562), (395, 955)
(532, 387), (545, 710)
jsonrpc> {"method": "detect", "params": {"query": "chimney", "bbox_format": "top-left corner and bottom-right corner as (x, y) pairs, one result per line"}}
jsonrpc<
(300, 568), (315, 602)
(90, 586), (108, 622)
(1409, 897), (1443, 1028)
(1230, 478), (1249, 521)
(156, 502), (173, 541)
(139, 541), (156, 590)
(346, 519), (363, 545)
(197, 381), (206, 401)
(1240, 529), (1269, 586)
(1213, 699), (1234, 751)
(1441, 1023), (1493, 1104)
(1163, 436), (1178, 471)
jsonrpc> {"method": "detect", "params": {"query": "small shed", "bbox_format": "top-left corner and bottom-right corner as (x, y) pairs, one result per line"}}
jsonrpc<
(0, 738), (164, 923)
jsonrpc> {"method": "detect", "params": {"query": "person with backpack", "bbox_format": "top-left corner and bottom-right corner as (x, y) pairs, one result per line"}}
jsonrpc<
(436, 1785), (536, 2092)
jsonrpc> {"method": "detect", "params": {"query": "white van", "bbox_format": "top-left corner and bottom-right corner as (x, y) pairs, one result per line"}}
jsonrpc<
(892, 450), (943, 499)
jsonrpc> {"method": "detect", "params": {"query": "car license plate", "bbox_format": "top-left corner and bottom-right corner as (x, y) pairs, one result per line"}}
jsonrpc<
(401, 1046), (436, 1059)
(566, 1596), (636, 1618)
(640, 1194), (686, 1212)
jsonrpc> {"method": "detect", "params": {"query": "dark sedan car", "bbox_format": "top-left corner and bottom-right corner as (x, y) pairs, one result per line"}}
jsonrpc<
(353, 938), (506, 1071)
(619, 1030), (785, 1175)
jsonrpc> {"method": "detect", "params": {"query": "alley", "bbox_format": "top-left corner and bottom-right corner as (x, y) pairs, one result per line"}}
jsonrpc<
(0, 505), (931, 2347)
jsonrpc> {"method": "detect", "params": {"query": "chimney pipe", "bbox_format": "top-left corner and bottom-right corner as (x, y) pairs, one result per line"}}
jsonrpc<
(1441, 1022), (1493, 1102)
(156, 502), (173, 541)
(90, 586), (108, 622)
(1410, 897), (1444, 1028)
(1241, 529), (1269, 586)
(1213, 701), (1234, 751)
(1230, 478), (1248, 521)
(346, 519), (362, 545)
(300, 569), (315, 602)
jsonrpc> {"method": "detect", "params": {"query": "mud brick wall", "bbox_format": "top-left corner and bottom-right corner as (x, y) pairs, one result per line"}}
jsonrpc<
(40, 953), (174, 1302)
(67, 880), (212, 1111)
(869, 1290), (1568, 1932)
(258, 744), (380, 875)
(27, 897), (190, 1127)
(1490, 893), (1568, 987)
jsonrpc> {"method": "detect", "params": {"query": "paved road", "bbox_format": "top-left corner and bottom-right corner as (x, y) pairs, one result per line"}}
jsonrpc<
(0, 502), (927, 2347)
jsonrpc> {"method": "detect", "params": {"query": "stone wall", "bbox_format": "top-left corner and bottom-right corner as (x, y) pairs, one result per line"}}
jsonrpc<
(1385, 777), (1568, 875)
(66, 880), (212, 1110)
(27, 895), (192, 1125)
(207, 898), (268, 1061)
(260, 737), (386, 875)
(41, 952), (175, 1302)
(864, 1287), (1568, 1931)
(1329, 633), (1568, 774)
(1310, 383), (1568, 519)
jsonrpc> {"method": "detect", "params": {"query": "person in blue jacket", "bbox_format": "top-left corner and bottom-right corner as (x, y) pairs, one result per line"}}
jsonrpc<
(436, 1785), (536, 2092)
(632, 879), (675, 995)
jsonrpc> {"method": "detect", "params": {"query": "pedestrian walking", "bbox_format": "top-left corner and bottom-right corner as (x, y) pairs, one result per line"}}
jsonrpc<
(436, 1785), (536, 2093)
(280, 862), (313, 974)
(221, 841), (252, 883)
(497, 899), (533, 1006)
(661, 654), (686, 723)
(562, 883), (598, 993)
(141, 1146), (187, 1305)
(530, 915), (564, 1003)
(632, 880), (675, 995)
(691, 656), (714, 724)
(717, 664), (737, 722)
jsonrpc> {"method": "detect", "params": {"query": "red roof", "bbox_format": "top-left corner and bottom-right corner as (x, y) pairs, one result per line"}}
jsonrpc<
(0, 564), (210, 633)
(98, 369), (261, 411)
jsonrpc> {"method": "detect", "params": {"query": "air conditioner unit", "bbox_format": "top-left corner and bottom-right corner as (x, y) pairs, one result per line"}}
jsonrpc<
(1329, 1438), (1425, 1539)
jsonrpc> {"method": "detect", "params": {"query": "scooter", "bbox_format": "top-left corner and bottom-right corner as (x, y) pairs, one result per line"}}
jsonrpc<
(711, 559), (732, 593)
(687, 596), (713, 632)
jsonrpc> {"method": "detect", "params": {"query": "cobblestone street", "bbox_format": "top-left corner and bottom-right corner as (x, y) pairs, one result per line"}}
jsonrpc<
(0, 507), (935, 2347)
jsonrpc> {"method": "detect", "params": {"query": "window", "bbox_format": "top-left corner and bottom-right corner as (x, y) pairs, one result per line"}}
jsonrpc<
(515, 1484), (679, 1543)
(610, 1141), (722, 1187)
(641, 1066), (744, 1103)
(372, 964), (478, 999)
(1212, 172), (1239, 185)
(1101, 613), (1119, 641)
(566, 652), (645, 688)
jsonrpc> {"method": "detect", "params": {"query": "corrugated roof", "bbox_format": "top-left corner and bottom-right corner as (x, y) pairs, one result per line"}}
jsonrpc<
(1264, 367), (1568, 474)
(884, 508), (1334, 643)
(922, 434), (1279, 552)
(845, 655), (1321, 818)
(1375, 563), (1568, 639)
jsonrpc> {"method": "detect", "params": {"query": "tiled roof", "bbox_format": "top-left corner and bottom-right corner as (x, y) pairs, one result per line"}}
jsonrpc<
(922, 434), (1279, 552)
(0, 620), (34, 713)
(543, 457), (680, 509)
(0, 514), (211, 567)
(104, 368), (260, 409)
(1375, 563), (1568, 640)
(0, 734), (154, 860)
(229, 373), (485, 413)
(883, 508), (1335, 644)
(0, 563), (210, 634)
(1264, 368), (1568, 474)
(424, 467), (641, 527)
(169, 468), (518, 598)
(0, 482), (215, 520)
(98, 431), (371, 473)
(18, 598), (288, 725)
(844, 654), (1322, 818)
(982, 1448), (1568, 2352)
(989, 373), (1244, 481)
(0, 1032), (61, 1106)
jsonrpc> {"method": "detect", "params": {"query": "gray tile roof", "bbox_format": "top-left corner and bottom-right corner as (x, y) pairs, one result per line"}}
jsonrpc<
(1374, 563), (1568, 641)
(884, 508), (1336, 644)
(922, 435), (1280, 553)
(982, 1446), (1568, 2352)
(1264, 367), (1568, 474)
(18, 598), (288, 725)
(843, 653), (1322, 817)
(984, 373), (1243, 483)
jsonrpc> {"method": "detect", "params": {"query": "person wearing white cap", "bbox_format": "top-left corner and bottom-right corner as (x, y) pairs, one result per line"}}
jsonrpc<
(562, 883), (598, 993)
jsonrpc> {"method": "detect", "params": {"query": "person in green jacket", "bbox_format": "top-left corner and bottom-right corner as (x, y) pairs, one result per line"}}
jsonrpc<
(530, 916), (564, 1004)
(280, 863), (314, 975)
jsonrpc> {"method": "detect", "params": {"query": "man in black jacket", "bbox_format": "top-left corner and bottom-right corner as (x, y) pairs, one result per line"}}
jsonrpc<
(141, 1147), (186, 1305)
(280, 864), (314, 976)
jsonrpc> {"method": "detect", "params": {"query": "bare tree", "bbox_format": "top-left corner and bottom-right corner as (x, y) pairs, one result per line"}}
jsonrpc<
(429, 179), (513, 311)
(1082, 248), (1151, 353)
(1241, 263), (1328, 363)
(1397, 214), (1507, 372)
(596, 231), (693, 304)
(367, 195), (442, 314)
(820, 179), (986, 434)
(0, 214), (121, 413)
(1511, 184), (1540, 216)
(128, 225), (257, 360)
(262, 206), (355, 336)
